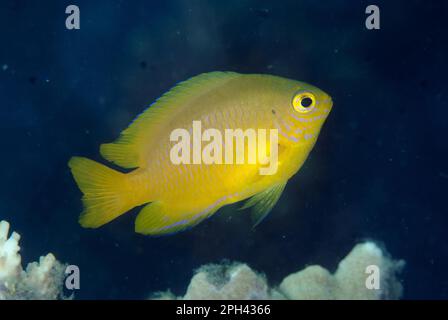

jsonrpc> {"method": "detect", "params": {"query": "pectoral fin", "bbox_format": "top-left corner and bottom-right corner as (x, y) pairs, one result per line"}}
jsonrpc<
(240, 182), (287, 228)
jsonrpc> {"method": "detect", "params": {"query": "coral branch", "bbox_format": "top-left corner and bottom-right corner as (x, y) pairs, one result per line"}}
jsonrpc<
(151, 241), (405, 300)
(0, 220), (68, 300)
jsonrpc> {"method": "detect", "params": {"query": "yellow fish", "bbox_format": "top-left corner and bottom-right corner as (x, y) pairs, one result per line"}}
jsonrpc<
(69, 72), (332, 235)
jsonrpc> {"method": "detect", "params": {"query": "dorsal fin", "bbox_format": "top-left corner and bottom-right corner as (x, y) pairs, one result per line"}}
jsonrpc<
(100, 71), (241, 168)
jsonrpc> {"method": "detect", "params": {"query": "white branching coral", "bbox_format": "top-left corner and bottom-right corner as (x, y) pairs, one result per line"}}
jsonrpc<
(278, 242), (405, 300)
(184, 263), (271, 300)
(0, 220), (68, 300)
(0, 221), (22, 285)
(152, 241), (405, 300)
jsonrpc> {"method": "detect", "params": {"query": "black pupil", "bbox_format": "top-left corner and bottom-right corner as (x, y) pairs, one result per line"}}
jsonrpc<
(301, 97), (313, 108)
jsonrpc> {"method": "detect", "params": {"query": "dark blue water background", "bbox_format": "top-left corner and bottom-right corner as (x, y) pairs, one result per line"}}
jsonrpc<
(0, 0), (446, 299)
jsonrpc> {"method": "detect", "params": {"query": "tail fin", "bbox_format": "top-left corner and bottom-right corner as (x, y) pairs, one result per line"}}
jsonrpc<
(68, 156), (134, 228)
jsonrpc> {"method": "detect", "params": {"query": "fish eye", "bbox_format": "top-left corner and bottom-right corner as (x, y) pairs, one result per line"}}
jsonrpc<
(292, 92), (316, 113)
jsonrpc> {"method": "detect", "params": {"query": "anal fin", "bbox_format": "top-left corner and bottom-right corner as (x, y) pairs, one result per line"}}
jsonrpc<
(240, 181), (287, 228)
(135, 201), (222, 236)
